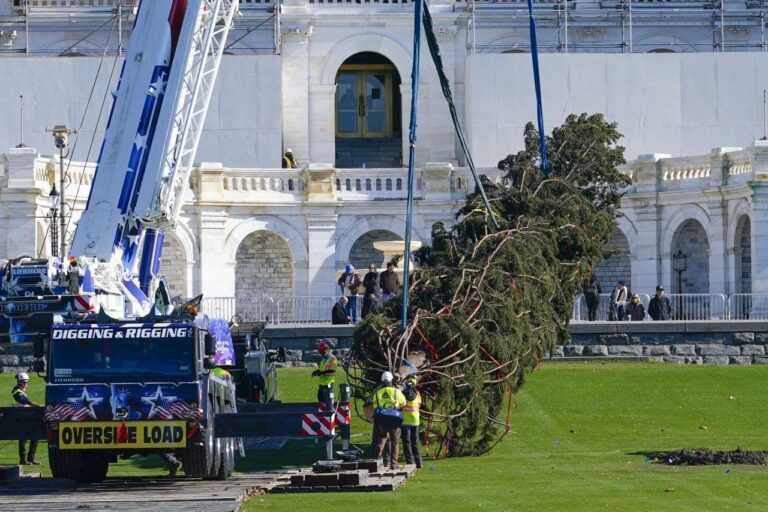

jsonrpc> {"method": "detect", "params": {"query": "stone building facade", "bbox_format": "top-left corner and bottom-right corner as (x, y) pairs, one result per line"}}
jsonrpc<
(3, 0), (768, 308)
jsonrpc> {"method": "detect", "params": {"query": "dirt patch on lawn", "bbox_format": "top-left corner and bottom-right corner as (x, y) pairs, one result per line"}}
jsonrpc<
(653, 448), (768, 466)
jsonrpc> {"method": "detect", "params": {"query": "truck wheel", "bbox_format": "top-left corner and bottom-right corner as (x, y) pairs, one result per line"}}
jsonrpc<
(49, 447), (108, 482)
(184, 398), (217, 478)
(215, 438), (233, 480)
(182, 431), (210, 478)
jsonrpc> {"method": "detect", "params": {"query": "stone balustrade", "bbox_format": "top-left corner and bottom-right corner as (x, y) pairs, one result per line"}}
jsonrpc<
(194, 162), (498, 203)
(625, 144), (768, 193)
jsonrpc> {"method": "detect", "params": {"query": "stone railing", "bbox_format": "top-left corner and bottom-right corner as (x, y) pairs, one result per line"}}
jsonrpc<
(659, 154), (711, 189)
(626, 143), (768, 194)
(196, 162), (500, 203)
(222, 168), (305, 196)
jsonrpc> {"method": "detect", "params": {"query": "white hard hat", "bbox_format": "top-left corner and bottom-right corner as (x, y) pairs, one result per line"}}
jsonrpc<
(285, 148), (293, 154)
(381, 371), (394, 383)
(15, 372), (29, 382)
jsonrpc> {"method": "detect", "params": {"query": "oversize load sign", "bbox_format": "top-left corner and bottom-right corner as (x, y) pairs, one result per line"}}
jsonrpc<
(59, 421), (186, 449)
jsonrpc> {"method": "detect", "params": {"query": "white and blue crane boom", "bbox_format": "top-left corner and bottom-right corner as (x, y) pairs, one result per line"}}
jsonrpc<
(0, 0), (239, 341)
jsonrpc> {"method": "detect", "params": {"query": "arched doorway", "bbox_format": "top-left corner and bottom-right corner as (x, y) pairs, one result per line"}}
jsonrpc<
(593, 228), (631, 292)
(348, 229), (412, 270)
(235, 231), (294, 321)
(158, 234), (188, 297)
(671, 219), (709, 294)
(335, 52), (402, 168)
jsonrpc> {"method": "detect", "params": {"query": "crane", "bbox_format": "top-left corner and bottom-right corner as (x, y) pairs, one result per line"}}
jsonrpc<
(0, 0), (239, 335)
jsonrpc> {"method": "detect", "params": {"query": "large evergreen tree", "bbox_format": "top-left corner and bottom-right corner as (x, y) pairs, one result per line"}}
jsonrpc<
(348, 113), (630, 455)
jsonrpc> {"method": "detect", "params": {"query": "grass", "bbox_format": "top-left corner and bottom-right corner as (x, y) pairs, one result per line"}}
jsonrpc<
(249, 363), (768, 512)
(4, 364), (767, 511)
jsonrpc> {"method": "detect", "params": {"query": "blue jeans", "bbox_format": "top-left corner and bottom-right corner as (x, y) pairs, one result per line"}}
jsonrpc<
(346, 296), (359, 322)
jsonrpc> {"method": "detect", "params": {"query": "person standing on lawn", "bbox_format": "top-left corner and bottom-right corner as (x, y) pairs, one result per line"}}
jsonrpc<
(371, 371), (406, 470)
(400, 375), (423, 469)
(312, 341), (339, 403)
(12, 372), (41, 466)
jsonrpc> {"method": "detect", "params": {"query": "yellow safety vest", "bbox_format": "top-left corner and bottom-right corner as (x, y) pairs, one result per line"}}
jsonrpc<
(318, 354), (338, 386)
(402, 391), (421, 426)
(373, 386), (405, 410)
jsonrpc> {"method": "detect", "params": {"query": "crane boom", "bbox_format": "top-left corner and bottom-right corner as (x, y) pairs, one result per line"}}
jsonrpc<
(70, 0), (238, 289)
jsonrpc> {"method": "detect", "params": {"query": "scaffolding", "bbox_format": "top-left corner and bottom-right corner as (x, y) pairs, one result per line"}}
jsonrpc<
(466, 0), (768, 54)
(0, 0), (279, 56)
(2, 0), (768, 56)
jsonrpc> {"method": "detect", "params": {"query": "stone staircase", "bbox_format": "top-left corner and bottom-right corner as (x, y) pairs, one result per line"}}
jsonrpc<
(335, 137), (403, 168)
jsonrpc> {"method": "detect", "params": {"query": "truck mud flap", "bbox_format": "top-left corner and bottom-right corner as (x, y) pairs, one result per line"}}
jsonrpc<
(214, 403), (333, 438)
(0, 407), (46, 440)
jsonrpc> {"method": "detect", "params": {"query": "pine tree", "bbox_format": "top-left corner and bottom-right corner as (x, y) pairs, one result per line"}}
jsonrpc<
(348, 113), (630, 455)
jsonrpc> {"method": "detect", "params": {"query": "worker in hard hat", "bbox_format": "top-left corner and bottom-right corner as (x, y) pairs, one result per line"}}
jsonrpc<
(400, 375), (423, 468)
(311, 341), (338, 403)
(12, 372), (41, 465)
(370, 371), (406, 470)
(282, 148), (297, 169)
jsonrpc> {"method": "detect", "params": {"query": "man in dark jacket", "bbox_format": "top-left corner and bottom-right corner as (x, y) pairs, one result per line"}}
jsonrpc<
(648, 285), (673, 320)
(332, 296), (351, 324)
(581, 276), (602, 321)
(379, 263), (400, 302)
(362, 263), (379, 317)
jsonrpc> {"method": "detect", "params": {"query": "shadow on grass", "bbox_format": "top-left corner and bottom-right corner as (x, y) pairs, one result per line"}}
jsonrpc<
(235, 439), (342, 472)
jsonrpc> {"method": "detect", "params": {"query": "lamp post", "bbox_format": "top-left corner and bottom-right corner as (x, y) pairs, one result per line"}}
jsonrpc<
(48, 185), (60, 257)
(672, 249), (688, 319)
(51, 125), (71, 259)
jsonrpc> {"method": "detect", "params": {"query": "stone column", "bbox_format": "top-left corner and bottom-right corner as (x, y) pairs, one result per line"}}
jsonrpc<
(628, 154), (668, 290)
(308, 84), (336, 164)
(281, 24), (313, 164)
(3, 147), (44, 258)
(705, 148), (729, 295)
(427, 24), (458, 164)
(305, 164), (339, 296)
(196, 164), (234, 297)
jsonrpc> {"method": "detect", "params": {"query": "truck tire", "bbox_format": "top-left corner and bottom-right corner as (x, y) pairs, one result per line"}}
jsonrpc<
(182, 430), (210, 478)
(215, 438), (233, 480)
(204, 399), (223, 480)
(184, 397), (217, 478)
(49, 447), (109, 482)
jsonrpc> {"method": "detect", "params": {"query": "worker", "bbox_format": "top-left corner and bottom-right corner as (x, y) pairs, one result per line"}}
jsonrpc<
(311, 341), (338, 403)
(400, 375), (423, 468)
(212, 366), (231, 379)
(282, 148), (297, 169)
(12, 372), (41, 465)
(370, 371), (406, 470)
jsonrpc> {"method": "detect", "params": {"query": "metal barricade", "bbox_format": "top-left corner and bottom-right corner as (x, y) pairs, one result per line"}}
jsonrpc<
(662, 293), (727, 320)
(727, 294), (768, 320)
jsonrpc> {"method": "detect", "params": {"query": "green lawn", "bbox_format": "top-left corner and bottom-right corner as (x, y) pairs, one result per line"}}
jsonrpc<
(250, 363), (768, 512)
(4, 364), (767, 511)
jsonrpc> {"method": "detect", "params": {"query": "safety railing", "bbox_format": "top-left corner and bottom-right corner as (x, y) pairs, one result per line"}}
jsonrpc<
(572, 293), (651, 322)
(572, 292), (741, 321)
(201, 294), (379, 325)
(727, 294), (768, 321)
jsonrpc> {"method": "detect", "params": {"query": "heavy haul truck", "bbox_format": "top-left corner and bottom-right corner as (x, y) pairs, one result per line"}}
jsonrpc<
(0, 0), (350, 482)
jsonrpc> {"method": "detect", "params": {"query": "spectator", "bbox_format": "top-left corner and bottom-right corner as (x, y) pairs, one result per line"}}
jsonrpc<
(379, 262), (400, 302)
(332, 296), (352, 324)
(627, 294), (646, 321)
(362, 263), (379, 317)
(581, 276), (602, 321)
(338, 264), (362, 321)
(648, 285), (673, 320)
(282, 148), (297, 169)
(609, 280), (628, 321)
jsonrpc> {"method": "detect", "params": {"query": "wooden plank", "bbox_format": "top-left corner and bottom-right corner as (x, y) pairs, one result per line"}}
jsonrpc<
(0, 472), (286, 512)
